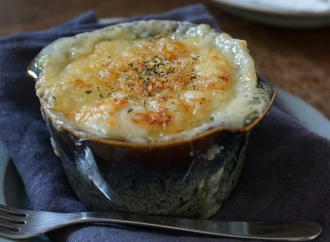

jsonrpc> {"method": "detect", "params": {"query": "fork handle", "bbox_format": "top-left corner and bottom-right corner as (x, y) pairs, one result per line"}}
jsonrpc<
(51, 211), (322, 241)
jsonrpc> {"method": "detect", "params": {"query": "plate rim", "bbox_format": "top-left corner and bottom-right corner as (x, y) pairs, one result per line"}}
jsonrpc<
(211, 0), (330, 16)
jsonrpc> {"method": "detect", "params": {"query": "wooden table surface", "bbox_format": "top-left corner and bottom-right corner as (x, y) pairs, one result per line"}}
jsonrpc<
(2, 0), (330, 119)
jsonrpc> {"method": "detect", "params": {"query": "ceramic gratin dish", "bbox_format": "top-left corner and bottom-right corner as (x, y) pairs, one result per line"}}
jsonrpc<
(27, 20), (276, 219)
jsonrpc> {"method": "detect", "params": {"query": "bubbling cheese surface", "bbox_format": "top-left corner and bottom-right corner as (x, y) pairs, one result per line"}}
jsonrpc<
(32, 21), (269, 141)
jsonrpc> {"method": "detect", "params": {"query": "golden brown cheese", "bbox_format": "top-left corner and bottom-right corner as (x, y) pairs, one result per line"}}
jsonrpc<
(32, 21), (269, 141)
(41, 36), (233, 138)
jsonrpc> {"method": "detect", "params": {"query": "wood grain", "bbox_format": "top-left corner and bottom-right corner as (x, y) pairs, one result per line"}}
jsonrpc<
(1, 0), (330, 118)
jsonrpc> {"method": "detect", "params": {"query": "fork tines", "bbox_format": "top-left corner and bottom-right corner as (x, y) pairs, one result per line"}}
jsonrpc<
(0, 204), (27, 235)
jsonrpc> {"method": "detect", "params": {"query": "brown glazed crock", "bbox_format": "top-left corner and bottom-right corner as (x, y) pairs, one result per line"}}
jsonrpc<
(27, 22), (276, 219)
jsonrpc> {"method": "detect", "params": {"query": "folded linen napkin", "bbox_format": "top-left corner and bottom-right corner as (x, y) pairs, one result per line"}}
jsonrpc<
(0, 4), (329, 242)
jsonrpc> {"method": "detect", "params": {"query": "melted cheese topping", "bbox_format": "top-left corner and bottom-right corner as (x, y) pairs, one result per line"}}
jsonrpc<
(31, 21), (269, 141)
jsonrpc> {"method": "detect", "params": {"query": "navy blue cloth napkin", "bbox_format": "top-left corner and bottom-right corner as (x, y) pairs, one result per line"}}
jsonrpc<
(0, 4), (329, 242)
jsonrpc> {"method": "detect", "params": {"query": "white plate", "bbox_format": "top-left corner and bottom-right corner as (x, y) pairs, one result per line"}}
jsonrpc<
(1, 89), (329, 242)
(211, 0), (330, 28)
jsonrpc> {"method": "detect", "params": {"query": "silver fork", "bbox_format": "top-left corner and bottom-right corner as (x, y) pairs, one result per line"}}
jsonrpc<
(0, 204), (322, 241)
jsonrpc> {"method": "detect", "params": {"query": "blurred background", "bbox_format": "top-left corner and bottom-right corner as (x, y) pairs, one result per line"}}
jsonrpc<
(1, 0), (330, 119)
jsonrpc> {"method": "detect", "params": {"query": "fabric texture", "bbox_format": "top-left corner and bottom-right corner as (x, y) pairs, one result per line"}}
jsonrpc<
(0, 4), (329, 242)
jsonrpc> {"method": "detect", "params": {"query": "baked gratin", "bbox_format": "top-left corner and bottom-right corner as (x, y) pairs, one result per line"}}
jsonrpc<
(29, 20), (269, 141)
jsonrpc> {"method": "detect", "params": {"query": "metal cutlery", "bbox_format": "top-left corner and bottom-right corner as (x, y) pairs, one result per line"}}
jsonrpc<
(0, 204), (322, 241)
